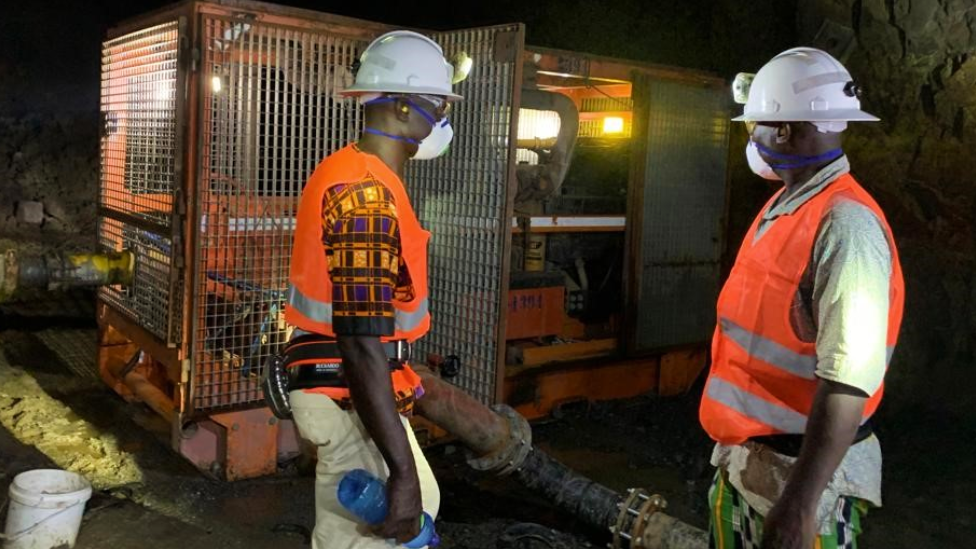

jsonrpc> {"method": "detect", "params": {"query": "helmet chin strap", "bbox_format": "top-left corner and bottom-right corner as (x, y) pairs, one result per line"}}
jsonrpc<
(362, 96), (436, 146)
(753, 141), (843, 170)
(363, 128), (420, 145)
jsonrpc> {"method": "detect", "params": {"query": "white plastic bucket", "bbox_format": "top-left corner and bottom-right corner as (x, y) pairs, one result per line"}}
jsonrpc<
(3, 469), (92, 549)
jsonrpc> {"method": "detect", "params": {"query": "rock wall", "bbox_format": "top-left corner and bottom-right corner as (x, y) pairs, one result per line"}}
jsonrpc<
(0, 3), (104, 250)
(798, 0), (976, 415)
(0, 114), (99, 249)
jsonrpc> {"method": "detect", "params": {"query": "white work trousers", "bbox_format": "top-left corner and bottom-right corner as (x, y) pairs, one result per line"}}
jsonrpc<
(290, 390), (440, 549)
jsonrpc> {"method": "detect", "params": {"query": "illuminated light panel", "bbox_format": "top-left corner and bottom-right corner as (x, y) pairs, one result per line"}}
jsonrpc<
(518, 108), (561, 140)
(603, 116), (625, 134)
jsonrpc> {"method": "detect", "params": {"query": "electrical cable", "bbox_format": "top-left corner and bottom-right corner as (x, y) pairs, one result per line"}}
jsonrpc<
(584, 78), (632, 111)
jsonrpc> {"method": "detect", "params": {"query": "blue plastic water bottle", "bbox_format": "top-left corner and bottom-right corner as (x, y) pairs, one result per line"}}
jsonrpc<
(337, 469), (440, 548)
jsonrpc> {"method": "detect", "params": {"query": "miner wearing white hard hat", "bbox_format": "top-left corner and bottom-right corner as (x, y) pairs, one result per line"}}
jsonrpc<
(266, 30), (463, 549)
(699, 48), (904, 549)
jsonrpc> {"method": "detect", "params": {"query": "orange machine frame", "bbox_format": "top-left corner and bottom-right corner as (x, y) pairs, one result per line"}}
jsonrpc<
(97, 2), (724, 480)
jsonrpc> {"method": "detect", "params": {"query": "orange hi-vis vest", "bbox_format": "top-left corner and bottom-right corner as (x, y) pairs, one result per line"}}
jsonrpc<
(285, 144), (430, 402)
(700, 173), (904, 445)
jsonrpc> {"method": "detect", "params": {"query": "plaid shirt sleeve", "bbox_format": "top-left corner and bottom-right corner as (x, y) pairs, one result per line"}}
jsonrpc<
(322, 178), (401, 337)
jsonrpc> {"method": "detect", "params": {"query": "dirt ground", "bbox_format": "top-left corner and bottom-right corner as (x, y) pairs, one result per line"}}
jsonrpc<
(0, 293), (973, 549)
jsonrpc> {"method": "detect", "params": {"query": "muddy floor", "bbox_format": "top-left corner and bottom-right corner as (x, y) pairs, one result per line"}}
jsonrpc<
(0, 292), (972, 548)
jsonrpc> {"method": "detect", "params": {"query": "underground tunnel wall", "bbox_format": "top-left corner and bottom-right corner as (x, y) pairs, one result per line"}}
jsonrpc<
(797, 0), (976, 418)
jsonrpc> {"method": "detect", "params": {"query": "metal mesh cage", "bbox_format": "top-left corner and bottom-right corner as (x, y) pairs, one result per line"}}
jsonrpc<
(631, 79), (729, 351)
(98, 217), (174, 337)
(406, 26), (522, 404)
(99, 21), (180, 340)
(192, 17), (366, 410)
(100, 22), (179, 225)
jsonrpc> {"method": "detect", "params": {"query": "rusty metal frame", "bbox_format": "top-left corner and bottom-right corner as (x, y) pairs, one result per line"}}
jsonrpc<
(108, 0), (391, 41)
(187, 5), (208, 419)
(197, 0), (393, 38)
(624, 72), (731, 355)
(624, 71), (653, 357)
(525, 45), (725, 87)
(168, 14), (193, 348)
(98, 302), (180, 374)
(106, 1), (196, 40)
(177, 4), (205, 420)
(495, 27), (526, 404)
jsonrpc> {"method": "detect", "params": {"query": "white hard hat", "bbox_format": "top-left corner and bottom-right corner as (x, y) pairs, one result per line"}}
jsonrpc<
(733, 47), (878, 124)
(341, 30), (462, 101)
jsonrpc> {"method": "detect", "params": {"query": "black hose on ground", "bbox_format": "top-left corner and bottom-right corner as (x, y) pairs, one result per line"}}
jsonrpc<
(514, 448), (622, 532)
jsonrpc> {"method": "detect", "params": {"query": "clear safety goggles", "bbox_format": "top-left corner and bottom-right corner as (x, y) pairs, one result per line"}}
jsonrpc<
(413, 94), (452, 119)
(743, 120), (783, 135)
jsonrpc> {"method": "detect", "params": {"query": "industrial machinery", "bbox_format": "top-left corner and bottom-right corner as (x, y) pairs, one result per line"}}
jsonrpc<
(504, 49), (730, 420)
(95, 0), (729, 481)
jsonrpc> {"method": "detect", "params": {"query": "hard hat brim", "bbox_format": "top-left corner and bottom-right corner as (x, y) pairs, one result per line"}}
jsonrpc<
(732, 109), (879, 123)
(340, 83), (463, 101)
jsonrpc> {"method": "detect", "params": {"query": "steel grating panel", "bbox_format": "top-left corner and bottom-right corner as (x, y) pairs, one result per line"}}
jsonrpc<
(405, 26), (522, 404)
(98, 217), (174, 339)
(632, 80), (729, 351)
(100, 22), (179, 227)
(35, 330), (100, 382)
(192, 17), (366, 410)
(98, 21), (180, 341)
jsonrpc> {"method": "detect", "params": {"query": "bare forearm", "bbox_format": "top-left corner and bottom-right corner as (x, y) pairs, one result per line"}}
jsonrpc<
(781, 379), (866, 509)
(339, 335), (416, 476)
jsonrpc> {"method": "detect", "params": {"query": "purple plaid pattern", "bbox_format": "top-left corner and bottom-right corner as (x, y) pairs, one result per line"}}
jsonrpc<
(321, 177), (413, 336)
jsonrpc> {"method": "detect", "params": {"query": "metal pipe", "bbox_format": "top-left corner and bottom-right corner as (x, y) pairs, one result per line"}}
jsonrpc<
(413, 365), (706, 549)
(516, 137), (559, 149)
(121, 369), (178, 425)
(519, 88), (579, 195)
(108, 350), (177, 425)
(640, 513), (709, 549)
(0, 248), (135, 301)
(414, 364), (512, 456)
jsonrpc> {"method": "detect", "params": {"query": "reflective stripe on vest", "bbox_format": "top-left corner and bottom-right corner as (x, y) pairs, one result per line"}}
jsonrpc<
(722, 317), (898, 377)
(707, 376), (872, 430)
(700, 174), (904, 445)
(287, 284), (333, 322)
(706, 377), (808, 434)
(395, 298), (429, 332)
(287, 285), (430, 334)
(720, 317), (817, 380)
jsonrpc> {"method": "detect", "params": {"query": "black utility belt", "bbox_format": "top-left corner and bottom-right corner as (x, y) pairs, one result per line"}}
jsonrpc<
(283, 335), (412, 364)
(750, 421), (874, 458)
(282, 336), (411, 391)
(287, 365), (345, 390)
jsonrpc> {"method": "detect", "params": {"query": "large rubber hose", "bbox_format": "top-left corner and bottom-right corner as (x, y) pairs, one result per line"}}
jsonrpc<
(514, 447), (622, 531)
(1, 249), (134, 301)
(413, 365), (707, 548)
